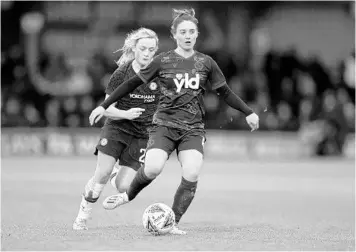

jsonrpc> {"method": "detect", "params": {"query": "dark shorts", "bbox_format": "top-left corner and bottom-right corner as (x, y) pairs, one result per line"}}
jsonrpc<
(94, 129), (148, 171)
(146, 125), (206, 157)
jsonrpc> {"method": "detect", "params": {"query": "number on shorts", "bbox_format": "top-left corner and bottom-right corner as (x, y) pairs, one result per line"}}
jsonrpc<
(139, 148), (147, 163)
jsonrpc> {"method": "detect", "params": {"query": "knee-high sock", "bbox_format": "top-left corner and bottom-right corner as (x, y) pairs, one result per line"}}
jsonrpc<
(172, 177), (198, 224)
(84, 177), (105, 203)
(127, 166), (154, 201)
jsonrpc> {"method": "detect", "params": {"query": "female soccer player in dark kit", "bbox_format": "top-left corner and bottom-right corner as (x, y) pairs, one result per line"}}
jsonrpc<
(89, 9), (259, 235)
(73, 28), (161, 230)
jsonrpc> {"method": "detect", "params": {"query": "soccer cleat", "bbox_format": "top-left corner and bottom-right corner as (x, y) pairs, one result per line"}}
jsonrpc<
(102, 192), (129, 210)
(169, 224), (187, 235)
(72, 217), (88, 230)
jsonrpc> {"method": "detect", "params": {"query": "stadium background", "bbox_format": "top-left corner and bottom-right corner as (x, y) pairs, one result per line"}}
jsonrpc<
(1, 1), (355, 158)
(1, 1), (355, 251)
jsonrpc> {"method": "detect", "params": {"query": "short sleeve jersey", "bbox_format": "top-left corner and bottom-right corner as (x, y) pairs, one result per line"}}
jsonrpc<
(103, 61), (160, 139)
(137, 50), (227, 130)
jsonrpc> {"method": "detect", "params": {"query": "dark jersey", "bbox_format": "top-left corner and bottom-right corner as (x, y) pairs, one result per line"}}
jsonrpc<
(137, 50), (227, 130)
(103, 61), (160, 139)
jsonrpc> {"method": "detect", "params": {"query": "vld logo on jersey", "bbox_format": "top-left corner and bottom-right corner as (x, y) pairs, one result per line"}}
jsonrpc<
(173, 73), (200, 93)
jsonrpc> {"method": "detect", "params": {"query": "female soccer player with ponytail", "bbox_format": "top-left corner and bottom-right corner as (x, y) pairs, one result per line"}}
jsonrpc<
(73, 28), (160, 230)
(90, 9), (259, 235)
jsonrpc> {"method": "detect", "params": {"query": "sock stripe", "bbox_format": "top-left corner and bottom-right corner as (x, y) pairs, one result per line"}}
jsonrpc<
(181, 177), (198, 187)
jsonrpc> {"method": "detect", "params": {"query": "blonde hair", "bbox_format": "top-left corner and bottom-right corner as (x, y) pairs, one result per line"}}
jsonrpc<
(115, 28), (159, 67)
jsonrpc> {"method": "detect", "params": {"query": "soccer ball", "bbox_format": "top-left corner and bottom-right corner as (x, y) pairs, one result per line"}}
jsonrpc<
(142, 203), (175, 235)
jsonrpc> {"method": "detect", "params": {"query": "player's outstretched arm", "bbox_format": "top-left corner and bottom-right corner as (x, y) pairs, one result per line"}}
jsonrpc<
(102, 94), (145, 120)
(89, 75), (144, 125)
(216, 84), (259, 131)
(90, 55), (160, 125)
(104, 107), (145, 120)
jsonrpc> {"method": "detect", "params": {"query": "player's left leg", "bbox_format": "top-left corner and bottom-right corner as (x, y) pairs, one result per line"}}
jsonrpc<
(110, 163), (137, 193)
(109, 162), (120, 188)
(113, 136), (147, 192)
(103, 164), (137, 210)
(103, 136), (148, 209)
(170, 131), (205, 234)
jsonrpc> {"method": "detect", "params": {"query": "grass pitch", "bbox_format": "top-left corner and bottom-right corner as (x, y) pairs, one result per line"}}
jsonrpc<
(1, 156), (355, 250)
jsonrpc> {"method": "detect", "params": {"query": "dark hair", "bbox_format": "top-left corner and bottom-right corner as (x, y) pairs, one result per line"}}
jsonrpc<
(170, 8), (198, 35)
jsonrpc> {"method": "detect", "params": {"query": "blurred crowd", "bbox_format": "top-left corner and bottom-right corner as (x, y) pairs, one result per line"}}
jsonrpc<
(207, 47), (355, 132)
(2, 45), (115, 128)
(2, 42), (355, 134)
(1, 1), (355, 139)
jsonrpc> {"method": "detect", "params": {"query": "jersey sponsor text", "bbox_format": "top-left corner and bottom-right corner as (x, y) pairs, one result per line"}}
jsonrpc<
(173, 73), (200, 93)
(129, 93), (156, 103)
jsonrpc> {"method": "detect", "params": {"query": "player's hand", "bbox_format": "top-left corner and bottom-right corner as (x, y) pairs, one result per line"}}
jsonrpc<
(89, 106), (105, 126)
(246, 112), (259, 132)
(124, 108), (145, 120)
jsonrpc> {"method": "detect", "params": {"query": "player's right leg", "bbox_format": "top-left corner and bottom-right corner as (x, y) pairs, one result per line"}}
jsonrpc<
(73, 138), (124, 230)
(126, 126), (177, 202)
(103, 126), (175, 210)
(73, 151), (116, 230)
(102, 148), (169, 210)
